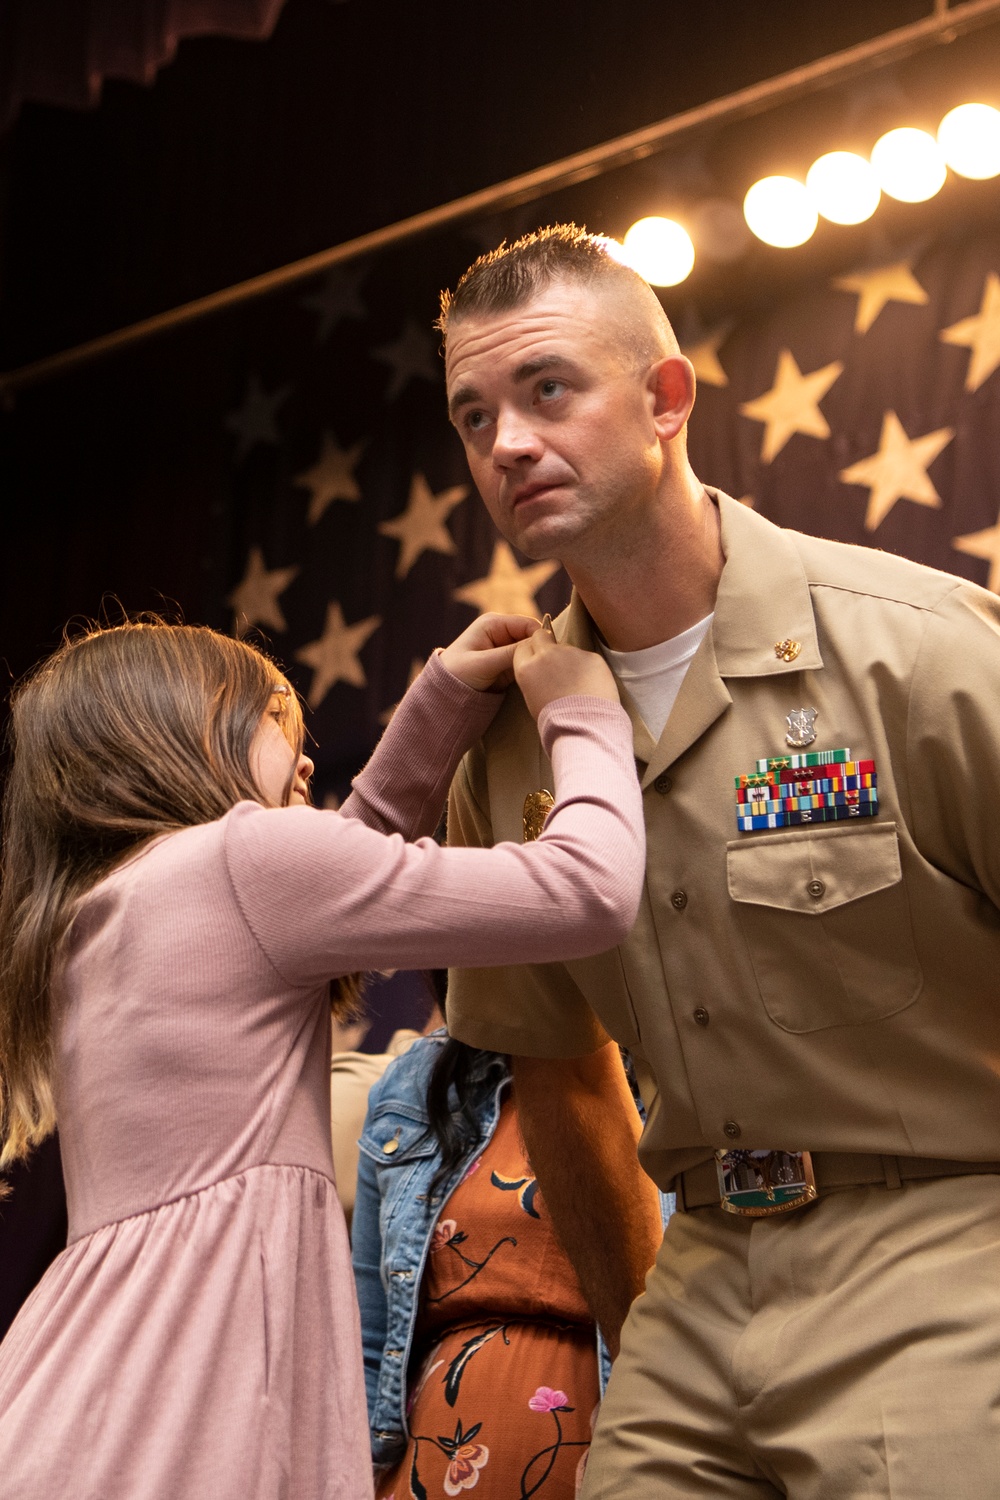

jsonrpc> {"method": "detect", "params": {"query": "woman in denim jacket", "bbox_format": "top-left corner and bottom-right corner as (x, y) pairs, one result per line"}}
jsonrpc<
(352, 1029), (672, 1495)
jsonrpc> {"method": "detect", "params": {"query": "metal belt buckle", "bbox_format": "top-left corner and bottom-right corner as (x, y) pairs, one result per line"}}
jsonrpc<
(715, 1149), (818, 1217)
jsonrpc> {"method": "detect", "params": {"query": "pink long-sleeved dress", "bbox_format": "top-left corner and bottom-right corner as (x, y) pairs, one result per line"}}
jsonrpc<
(0, 656), (643, 1499)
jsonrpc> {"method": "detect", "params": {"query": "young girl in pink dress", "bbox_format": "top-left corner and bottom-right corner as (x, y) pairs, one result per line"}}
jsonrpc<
(0, 612), (643, 1500)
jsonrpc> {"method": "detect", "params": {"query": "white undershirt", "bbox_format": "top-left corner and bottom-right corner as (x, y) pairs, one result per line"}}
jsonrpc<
(599, 614), (714, 743)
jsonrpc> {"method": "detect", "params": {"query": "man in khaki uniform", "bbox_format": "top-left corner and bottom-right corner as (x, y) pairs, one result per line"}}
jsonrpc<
(440, 225), (1000, 1497)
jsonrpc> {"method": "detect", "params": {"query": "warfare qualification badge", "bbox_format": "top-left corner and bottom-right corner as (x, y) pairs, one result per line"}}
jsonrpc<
(785, 706), (818, 748)
(523, 789), (555, 842)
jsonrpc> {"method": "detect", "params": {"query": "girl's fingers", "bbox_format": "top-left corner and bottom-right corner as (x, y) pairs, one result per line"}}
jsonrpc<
(472, 613), (540, 648)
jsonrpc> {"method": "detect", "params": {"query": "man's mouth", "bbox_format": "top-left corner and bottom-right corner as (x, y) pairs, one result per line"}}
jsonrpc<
(510, 480), (563, 508)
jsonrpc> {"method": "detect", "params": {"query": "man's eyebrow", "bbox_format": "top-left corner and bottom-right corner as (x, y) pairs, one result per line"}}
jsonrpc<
(512, 354), (574, 382)
(448, 382), (481, 421)
(448, 355), (576, 421)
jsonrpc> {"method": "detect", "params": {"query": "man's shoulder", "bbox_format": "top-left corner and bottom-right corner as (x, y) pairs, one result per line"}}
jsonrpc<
(788, 526), (970, 613)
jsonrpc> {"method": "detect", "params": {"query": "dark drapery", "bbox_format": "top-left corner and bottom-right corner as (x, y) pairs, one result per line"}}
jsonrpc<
(0, 1137), (67, 1341)
(0, 0), (289, 130)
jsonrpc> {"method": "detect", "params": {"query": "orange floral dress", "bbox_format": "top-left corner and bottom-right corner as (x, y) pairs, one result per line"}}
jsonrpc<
(375, 1089), (600, 1499)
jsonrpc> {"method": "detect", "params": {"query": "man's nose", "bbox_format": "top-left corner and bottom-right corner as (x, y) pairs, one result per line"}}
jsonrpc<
(492, 406), (543, 465)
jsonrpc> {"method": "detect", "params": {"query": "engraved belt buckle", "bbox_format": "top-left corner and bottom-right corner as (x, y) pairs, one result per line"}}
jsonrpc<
(715, 1149), (817, 1217)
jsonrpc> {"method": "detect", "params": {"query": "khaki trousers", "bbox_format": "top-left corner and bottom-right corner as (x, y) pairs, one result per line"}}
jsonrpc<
(582, 1175), (1000, 1498)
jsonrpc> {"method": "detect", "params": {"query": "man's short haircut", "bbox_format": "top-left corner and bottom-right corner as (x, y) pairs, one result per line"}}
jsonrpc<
(438, 222), (678, 369)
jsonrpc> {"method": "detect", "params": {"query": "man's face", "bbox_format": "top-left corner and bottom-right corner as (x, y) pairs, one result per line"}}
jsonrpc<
(445, 279), (664, 567)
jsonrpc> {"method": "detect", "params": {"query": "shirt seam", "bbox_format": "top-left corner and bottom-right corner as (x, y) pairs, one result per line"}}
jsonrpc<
(221, 808), (312, 991)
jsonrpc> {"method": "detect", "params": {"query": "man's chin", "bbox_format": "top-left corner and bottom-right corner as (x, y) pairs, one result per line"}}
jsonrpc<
(504, 518), (572, 564)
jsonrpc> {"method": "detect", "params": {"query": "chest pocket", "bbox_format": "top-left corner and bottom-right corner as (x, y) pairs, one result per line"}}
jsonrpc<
(358, 1103), (438, 1223)
(726, 821), (922, 1033)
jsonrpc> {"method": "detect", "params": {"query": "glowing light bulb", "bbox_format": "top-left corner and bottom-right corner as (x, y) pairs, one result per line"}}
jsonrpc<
(870, 127), (947, 202)
(620, 217), (695, 286)
(743, 176), (818, 248)
(938, 103), (1000, 180)
(805, 151), (881, 225)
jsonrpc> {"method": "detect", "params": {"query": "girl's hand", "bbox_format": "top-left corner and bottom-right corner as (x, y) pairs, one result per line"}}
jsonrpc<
(513, 629), (620, 720)
(438, 613), (540, 692)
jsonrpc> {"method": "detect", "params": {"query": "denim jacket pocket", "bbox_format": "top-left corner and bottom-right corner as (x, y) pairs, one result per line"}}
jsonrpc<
(726, 821), (922, 1033)
(359, 1101), (440, 1224)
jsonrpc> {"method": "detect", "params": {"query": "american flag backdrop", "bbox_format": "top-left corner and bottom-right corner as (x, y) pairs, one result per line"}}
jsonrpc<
(3, 217), (998, 1055)
(220, 222), (1000, 817)
(2, 180), (1000, 1347)
(219, 235), (574, 811)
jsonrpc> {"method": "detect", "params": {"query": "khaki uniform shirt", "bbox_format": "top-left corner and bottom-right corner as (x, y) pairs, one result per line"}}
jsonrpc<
(446, 492), (1000, 1191)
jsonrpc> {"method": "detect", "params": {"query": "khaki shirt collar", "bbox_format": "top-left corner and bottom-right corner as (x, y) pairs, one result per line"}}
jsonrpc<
(557, 489), (823, 781)
(709, 489), (822, 678)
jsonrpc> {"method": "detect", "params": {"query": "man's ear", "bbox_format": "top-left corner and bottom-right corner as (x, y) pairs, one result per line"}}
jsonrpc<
(648, 355), (696, 442)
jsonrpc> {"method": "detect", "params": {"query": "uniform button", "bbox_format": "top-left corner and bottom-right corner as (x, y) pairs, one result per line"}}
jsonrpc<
(806, 879), (825, 900)
(653, 772), (673, 794)
(670, 889), (688, 910)
(723, 1120), (741, 1139)
(693, 1007), (710, 1027)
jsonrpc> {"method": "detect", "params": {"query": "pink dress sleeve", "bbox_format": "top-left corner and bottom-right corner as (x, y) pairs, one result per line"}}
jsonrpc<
(222, 665), (644, 988)
(338, 652), (501, 840)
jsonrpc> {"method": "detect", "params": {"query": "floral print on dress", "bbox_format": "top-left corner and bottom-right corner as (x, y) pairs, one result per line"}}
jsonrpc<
(442, 1424), (489, 1496)
(377, 1095), (599, 1500)
(527, 1386), (569, 1413)
(520, 1386), (588, 1496)
(425, 1223), (517, 1306)
(430, 1220), (458, 1254)
(490, 1168), (540, 1218)
(404, 1420), (489, 1499)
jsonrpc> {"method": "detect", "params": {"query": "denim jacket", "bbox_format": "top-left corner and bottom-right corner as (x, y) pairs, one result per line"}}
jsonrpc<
(351, 1030), (673, 1468)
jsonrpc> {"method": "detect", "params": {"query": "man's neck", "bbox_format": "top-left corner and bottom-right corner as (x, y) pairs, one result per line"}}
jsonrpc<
(568, 480), (724, 653)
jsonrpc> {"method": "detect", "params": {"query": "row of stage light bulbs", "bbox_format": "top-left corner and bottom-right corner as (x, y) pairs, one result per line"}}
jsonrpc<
(614, 102), (1000, 286)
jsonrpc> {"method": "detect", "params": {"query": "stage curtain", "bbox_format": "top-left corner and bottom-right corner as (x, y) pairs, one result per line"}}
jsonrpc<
(0, 0), (289, 130)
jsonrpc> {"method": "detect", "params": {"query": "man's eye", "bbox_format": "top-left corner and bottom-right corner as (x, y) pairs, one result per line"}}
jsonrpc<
(465, 410), (489, 432)
(538, 379), (566, 400)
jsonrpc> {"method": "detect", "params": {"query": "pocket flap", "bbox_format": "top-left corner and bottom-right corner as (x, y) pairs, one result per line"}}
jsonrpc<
(727, 821), (902, 915)
(358, 1102), (436, 1165)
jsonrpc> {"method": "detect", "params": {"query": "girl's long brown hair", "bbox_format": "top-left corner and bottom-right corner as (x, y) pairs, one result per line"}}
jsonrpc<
(0, 620), (361, 1172)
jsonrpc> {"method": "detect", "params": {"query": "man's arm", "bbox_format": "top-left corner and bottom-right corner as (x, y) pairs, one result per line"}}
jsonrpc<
(513, 1042), (664, 1358)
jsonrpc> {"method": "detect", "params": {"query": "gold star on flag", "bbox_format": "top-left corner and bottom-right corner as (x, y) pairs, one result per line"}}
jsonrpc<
(940, 272), (1000, 393)
(832, 261), (928, 334)
(373, 320), (440, 401)
(378, 473), (468, 579)
(227, 547), (299, 636)
(225, 373), (291, 462)
(454, 543), (561, 618)
(379, 658), (425, 726)
(295, 432), (365, 525)
(953, 505), (1000, 593)
(839, 411), (953, 531)
(299, 267), (366, 344)
(295, 602), (382, 708)
(681, 328), (729, 388)
(739, 350), (843, 463)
